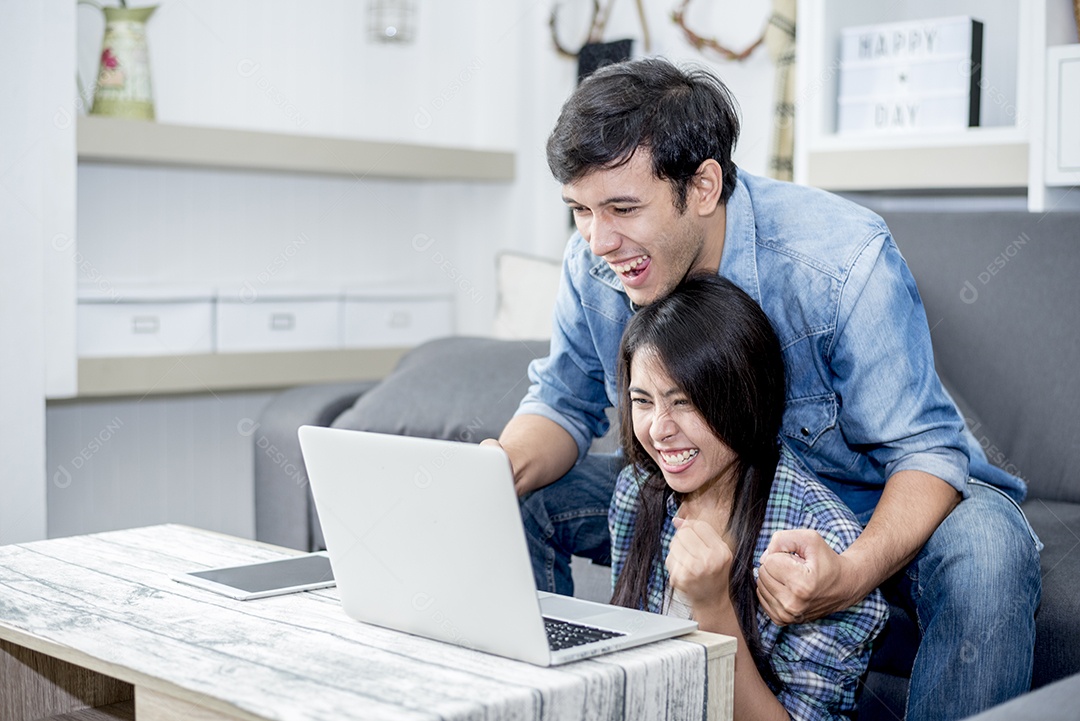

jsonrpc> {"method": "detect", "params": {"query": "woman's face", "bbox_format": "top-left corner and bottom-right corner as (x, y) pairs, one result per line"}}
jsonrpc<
(628, 348), (738, 501)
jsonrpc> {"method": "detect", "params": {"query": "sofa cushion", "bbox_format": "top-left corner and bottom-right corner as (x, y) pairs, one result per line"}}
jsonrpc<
(1022, 498), (1080, 688)
(881, 210), (1080, 503)
(333, 336), (550, 443)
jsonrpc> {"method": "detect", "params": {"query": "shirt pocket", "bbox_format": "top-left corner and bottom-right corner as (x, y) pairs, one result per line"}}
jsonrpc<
(781, 393), (858, 475)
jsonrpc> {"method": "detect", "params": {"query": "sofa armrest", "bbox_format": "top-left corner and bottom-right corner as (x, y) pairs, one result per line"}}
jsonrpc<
(254, 381), (377, 551)
(961, 672), (1080, 721)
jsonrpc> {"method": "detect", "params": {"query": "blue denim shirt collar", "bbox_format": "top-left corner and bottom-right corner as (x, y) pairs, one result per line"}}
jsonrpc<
(719, 170), (763, 306)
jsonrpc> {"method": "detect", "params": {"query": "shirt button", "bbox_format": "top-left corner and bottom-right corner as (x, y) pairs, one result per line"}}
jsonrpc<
(800, 427), (811, 437)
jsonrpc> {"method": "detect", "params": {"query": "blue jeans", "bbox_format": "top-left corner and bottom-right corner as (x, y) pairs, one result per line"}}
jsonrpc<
(520, 453), (623, 595)
(883, 480), (1042, 721)
(522, 460), (1041, 721)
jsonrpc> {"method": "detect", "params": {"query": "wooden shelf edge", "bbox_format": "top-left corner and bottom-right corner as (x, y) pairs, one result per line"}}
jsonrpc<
(77, 116), (515, 182)
(75, 348), (409, 398)
(806, 142), (1029, 191)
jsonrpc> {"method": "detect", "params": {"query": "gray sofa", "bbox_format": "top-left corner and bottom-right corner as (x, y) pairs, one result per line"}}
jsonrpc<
(254, 209), (1080, 720)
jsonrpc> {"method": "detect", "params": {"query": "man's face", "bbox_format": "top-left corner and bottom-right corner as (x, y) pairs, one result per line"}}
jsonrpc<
(561, 151), (722, 306)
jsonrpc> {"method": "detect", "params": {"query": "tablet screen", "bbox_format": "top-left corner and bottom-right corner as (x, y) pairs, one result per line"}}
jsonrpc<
(177, 553), (335, 599)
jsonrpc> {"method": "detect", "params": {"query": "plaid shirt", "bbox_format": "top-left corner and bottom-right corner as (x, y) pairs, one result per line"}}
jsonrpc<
(609, 445), (889, 721)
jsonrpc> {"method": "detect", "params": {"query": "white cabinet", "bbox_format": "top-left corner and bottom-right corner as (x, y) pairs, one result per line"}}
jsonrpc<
(1046, 44), (1080, 185)
(794, 0), (1080, 211)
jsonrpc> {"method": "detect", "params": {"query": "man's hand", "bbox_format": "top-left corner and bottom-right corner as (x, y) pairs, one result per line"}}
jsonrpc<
(756, 529), (854, 625)
(665, 517), (734, 608)
(485, 415), (579, 496)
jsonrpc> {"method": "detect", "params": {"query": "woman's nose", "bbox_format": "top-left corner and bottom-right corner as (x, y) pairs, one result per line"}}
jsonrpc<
(651, 409), (677, 443)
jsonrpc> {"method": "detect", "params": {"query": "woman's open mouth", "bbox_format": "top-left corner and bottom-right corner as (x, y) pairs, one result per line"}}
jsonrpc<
(658, 448), (698, 472)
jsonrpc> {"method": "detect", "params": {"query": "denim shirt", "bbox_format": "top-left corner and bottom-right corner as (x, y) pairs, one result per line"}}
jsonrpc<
(517, 169), (1026, 521)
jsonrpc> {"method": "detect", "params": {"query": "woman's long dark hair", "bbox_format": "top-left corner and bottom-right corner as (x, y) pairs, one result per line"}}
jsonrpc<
(611, 274), (786, 688)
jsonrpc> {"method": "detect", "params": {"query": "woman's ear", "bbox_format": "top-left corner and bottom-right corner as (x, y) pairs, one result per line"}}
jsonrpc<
(691, 159), (724, 215)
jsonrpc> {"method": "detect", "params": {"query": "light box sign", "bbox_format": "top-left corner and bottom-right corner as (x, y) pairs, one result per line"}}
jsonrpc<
(836, 16), (983, 134)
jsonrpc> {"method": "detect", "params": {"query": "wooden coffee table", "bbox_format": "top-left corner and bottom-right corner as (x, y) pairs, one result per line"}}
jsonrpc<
(0, 525), (735, 721)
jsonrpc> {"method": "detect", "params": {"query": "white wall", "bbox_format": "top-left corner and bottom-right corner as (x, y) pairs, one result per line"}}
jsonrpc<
(72, 0), (779, 333)
(1, 0), (75, 544)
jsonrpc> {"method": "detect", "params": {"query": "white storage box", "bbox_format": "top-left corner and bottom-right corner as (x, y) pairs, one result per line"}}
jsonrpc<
(343, 287), (454, 349)
(216, 286), (342, 353)
(78, 285), (215, 357)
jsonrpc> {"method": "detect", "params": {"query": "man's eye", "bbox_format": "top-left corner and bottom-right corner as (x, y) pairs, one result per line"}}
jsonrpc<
(612, 206), (636, 215)
(570, 206), (589, 215)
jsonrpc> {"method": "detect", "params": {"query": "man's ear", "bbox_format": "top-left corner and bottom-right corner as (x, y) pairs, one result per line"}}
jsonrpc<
(691, 159), (724, 215)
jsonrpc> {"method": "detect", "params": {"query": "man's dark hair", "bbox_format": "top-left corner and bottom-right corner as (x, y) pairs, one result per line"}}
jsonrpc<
(547, 57), (741, 210)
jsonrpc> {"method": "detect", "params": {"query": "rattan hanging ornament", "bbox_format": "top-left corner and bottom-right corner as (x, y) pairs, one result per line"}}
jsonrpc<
(671, 0), (765, 62)
(549, 0), (651, 59)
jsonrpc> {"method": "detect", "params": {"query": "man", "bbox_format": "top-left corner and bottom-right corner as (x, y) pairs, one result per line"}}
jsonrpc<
(486, 58), (1040, 721)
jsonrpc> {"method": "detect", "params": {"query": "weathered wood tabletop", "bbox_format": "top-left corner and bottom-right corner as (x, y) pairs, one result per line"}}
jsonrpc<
(0, 525), (732, 721)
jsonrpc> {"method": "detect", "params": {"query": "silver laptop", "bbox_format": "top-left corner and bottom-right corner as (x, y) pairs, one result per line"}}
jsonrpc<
(297, 426), (697, 666)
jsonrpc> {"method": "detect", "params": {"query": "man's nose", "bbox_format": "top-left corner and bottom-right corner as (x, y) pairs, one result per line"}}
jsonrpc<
(584, 215), (621, 257)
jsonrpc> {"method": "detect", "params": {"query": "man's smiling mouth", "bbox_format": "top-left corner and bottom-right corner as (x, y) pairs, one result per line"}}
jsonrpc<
(612, 255), (650, 277)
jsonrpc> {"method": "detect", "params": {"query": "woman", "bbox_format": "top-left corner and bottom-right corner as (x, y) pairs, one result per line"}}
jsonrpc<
(610, 274), (887, 721)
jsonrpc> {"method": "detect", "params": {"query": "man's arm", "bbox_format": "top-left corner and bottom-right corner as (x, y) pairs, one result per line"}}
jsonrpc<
(487, 414), (579, 497)
(757, 469), (960, 624)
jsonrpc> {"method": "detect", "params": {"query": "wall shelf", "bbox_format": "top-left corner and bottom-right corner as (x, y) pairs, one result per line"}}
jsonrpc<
(805, 141), (1029, 190)
(77, 116), (515, 182)
(76, 348), (409, 398)
(794, 0), (1080, 210)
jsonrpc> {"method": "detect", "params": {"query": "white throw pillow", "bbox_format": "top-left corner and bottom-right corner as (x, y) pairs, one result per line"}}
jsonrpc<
(492, 251), (562, 340)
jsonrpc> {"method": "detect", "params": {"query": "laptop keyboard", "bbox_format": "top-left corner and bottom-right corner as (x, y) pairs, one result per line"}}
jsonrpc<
(543, 617), (626, 651)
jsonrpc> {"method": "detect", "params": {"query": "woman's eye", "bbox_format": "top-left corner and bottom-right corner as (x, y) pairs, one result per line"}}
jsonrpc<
(630, 397), (650, 407)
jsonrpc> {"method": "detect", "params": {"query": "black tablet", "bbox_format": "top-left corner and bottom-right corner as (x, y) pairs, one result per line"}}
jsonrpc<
(174, 552), (335, 600)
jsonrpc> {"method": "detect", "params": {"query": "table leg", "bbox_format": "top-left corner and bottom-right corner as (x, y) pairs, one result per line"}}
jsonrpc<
(0, 638), (133, 721)
(679, 630), (737, 721)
